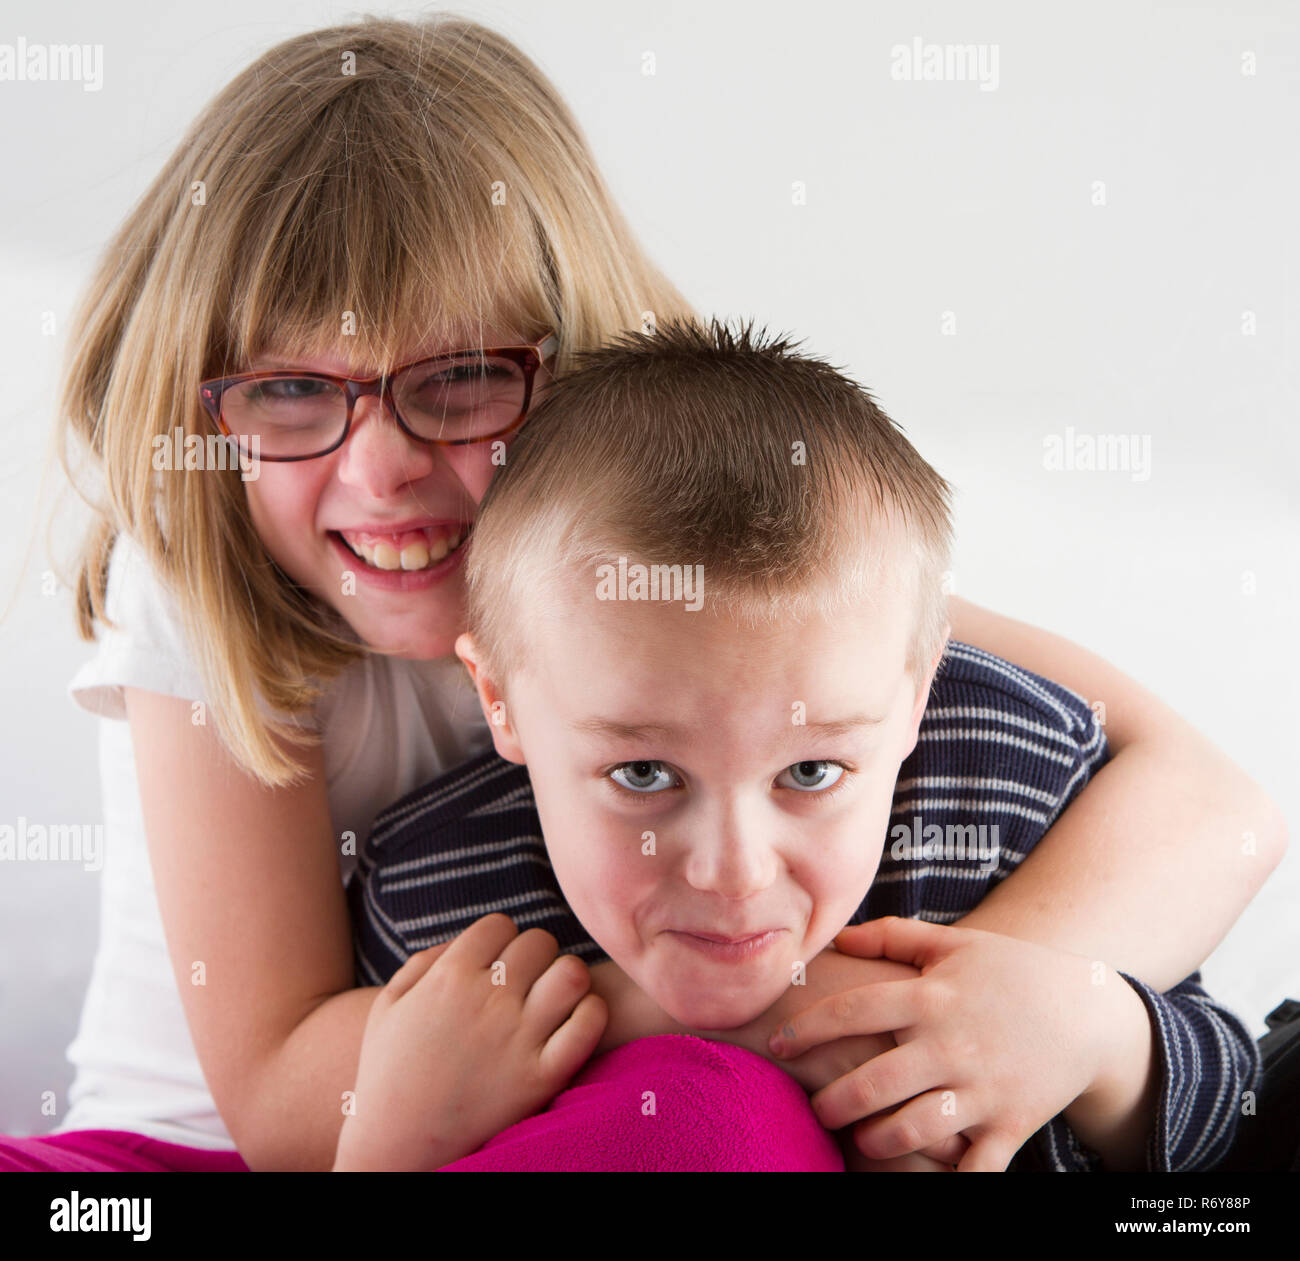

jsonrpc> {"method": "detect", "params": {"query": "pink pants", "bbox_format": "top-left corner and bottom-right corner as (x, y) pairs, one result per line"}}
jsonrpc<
(0, 1128), (249, 1172)
(0, 1036), (842, 1173)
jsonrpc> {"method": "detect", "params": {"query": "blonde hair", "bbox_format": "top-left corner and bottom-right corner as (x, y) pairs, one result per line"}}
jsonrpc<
(466, 317), (953, 689)
(55, 14), (694, 786)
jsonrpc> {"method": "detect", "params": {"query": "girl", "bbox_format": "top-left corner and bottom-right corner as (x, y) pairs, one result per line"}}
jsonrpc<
(1, 14), (1282, 1172)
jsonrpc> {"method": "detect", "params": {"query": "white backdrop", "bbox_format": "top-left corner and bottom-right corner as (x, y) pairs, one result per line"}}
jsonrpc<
(1, 0), (1297, 1137)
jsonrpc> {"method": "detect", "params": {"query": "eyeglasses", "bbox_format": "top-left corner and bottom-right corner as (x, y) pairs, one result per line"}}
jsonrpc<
(198, 333), (558, 462)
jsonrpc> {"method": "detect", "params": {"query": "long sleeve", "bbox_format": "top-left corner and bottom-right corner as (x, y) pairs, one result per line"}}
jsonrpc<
(1122, 971), (1260, 1172)
(1013, 972), (1262, 1171)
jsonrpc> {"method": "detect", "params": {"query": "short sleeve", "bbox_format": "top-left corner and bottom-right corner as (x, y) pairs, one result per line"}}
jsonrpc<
(67, 533), (210, 721)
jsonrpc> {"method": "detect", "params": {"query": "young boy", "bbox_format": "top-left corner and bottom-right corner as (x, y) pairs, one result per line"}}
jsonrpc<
(341, 319), (1259, 1172)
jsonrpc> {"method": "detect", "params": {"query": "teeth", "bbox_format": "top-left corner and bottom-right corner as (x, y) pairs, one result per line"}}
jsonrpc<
(340, 527), (468, 572)
(399, 541), (429, 570)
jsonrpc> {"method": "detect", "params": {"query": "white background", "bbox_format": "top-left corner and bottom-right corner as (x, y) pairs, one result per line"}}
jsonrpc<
(1, 0), (1297, 1136)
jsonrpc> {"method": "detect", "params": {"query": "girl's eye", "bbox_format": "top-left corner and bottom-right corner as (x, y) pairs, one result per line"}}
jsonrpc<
(251, 378), (332, 401)
(608, 761), (679, 794)
(422, 360), (512, 387)
(776, 761), (845, 792)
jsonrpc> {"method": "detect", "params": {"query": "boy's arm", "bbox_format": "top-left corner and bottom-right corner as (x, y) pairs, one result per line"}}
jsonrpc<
(947, 596), (1287, 986)
(1046, 970), (1262, 1172)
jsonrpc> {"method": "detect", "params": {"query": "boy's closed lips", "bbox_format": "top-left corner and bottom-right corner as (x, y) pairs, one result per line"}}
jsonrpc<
(665, 927), (786, 963)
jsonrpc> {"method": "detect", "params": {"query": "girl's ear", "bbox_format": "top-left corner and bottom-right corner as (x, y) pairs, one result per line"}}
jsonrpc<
(455, 632), (525, 764)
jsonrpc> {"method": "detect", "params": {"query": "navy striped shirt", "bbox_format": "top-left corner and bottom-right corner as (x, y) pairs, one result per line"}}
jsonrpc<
(349, 641), (1259, 1172)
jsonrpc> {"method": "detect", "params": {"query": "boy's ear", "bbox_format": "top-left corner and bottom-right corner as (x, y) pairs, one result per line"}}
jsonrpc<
(901, 627), (950, 761)
(454, 632), (526, 765)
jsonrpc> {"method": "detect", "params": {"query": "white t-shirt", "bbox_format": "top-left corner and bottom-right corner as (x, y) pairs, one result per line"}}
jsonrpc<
(57, 534), (493, 1149)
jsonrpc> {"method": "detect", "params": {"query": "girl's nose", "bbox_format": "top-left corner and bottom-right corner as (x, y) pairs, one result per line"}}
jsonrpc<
(682, 800), (778, 901)
(334, 394), (439, 497)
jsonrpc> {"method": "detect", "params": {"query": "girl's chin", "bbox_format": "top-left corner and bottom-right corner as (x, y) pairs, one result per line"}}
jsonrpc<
(366, 631), (459, 661)
(337, 611), (461, 660)
(322, 586), (465, 658)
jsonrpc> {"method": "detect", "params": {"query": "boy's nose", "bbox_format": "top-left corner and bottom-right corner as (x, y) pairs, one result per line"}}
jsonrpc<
(335, 394), (439, 496)
(682, 802), (778, 901)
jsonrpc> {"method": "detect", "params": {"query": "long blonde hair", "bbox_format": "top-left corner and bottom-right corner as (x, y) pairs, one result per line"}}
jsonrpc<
(56, 13), (694, 787)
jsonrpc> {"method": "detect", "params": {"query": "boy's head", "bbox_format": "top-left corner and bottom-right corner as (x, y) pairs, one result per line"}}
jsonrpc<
(457, 318), (953, 1029)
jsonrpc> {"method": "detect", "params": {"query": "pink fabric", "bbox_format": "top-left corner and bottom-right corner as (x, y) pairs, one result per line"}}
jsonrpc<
(444, 1034), (845, 1172)
(0, 1036), (842, 1172)
(0, 1129), (249, 1173)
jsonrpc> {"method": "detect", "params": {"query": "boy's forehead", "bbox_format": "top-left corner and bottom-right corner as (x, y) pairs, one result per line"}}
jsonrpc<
(521, 562), (915, 722)
(537, 546), (918, 636)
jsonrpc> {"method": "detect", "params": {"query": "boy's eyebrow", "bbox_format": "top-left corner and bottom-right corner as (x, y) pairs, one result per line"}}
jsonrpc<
(571, 715), (885, 742)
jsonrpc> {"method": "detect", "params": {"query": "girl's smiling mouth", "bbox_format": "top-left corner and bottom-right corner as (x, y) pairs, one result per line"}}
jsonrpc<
(328, 521), (472, 590)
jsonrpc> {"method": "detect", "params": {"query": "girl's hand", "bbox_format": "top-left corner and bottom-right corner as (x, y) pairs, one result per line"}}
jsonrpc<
(848, 1150), (958, 1172)
(769, 917), (1129, 1171)
(591, 944), (973, 1169)
(839, 1106), (963, 1171)
(333, 914), (607, 1171)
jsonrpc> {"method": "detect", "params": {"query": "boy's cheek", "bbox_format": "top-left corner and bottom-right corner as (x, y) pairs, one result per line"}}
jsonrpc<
(561, 848), (663, 965)
(801, 840), (887, 945)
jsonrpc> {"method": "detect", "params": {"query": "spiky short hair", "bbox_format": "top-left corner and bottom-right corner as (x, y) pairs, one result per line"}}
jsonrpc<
(466, 317), (953, 687)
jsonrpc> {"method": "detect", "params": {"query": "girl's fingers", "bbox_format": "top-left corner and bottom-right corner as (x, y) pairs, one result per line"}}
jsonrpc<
(399, 913), (521, 999)
(496, 925), (562, 992)
(520, 951), (592, 1032)
(770, 978), (923, 1057)
(431, 912), (521, 975)
(539, 990), (608, 1085)
(809, 1040), (942, 1131)
(852, 1089), (968, 1161)
(832, 916), (963, 970)
(851, 1152), (956, 1172)
(384, 937), (456, 1001)
(956, 1129), (1022, 1173)
(919, 1132), (970, 1165)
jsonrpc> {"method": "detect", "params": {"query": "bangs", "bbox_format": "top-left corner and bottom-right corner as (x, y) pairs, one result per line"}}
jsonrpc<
(213, 87), (556, 376)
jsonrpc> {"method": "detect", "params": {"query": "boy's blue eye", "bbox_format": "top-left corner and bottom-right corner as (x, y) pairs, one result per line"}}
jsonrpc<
(777, 761), (844, 792)
(609, 761), (678, 794)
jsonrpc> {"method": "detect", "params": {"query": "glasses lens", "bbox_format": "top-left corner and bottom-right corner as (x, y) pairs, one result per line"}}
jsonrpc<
(220, 376), (347, 458)
(393, 354), (527, 442)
